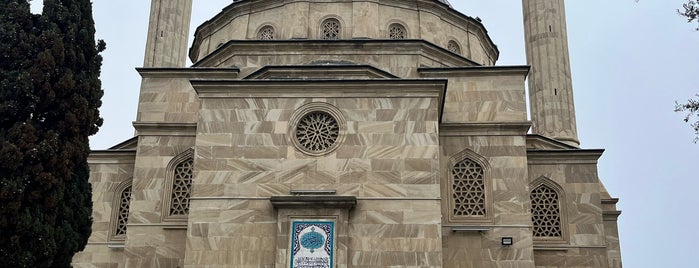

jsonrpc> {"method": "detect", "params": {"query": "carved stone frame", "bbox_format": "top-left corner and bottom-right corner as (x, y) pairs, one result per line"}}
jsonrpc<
(271, 195), (355, 268)
(161, 148), (194, 223)
(444, 148), (493, 224)
(530, 176), (569, 245)
(108, 179), (133, 242)
(288, 102), (346, 157)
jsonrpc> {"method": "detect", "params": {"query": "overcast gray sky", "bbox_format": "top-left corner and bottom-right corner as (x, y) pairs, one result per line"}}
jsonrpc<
(33, 0), (699, 266)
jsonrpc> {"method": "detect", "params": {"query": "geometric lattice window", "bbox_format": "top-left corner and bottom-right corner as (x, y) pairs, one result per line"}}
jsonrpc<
(169, 158), (193, 216)
(388, 23), (406, 39)
(451, 158), (486, 216)
(447, 40), (461, 55)
(114, 185), (132, 237)
(322, 18), (341, 40)
(257, 25), (275, 40)
(531, 184), (562, 237)
(295, 111), (340, 154)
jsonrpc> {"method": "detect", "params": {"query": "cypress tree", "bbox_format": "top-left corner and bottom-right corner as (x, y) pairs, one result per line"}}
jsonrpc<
(0, 0), (104, 266)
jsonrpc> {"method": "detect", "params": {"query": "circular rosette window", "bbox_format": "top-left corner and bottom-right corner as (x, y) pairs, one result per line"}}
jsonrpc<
(290, 103), (345, 156)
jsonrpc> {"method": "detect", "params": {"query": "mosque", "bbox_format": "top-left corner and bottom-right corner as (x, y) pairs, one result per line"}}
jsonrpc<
(73, 0), (623, 267)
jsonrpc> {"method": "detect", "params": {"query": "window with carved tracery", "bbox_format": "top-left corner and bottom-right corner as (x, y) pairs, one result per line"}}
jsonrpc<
(531, 184), (562, 237)
(170, 158), (193, 216)
(295, 111), (340, 153)
(447, 40), (461, 55)
(114, 184), (132, 238)
(452, 158), (486, 216)
(258, 25), (275, 40)
(388, 23), (406, 39)
(322, 19), (341, 40)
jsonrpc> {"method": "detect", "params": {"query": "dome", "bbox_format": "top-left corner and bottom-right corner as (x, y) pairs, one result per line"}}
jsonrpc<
(191, 0), (498, 65)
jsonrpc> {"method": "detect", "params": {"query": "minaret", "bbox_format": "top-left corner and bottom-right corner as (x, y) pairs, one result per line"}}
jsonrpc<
(143, 0), (193, 67)
(522, 0), (579, 147)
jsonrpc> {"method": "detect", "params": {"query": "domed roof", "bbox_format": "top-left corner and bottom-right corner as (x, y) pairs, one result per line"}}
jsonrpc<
(232, 0), (452, 8)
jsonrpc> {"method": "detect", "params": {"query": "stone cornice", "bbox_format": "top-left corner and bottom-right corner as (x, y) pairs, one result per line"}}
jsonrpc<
(270, 195), (357, 209)
(603, 211), (622, 221)
(244, 64), (400, 80)
(418, 65), (530, 77)
(132, 122), (197, 136)
(527, 149), (605, 165)
(193, 40), (478, 68)
(527, 134), (578, 150)
(88, 150), (136, 164)
(136, 67), (239, 79)
(439, 122), (531, 136)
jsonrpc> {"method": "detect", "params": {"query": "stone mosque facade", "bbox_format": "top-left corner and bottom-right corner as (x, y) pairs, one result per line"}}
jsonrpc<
(73, 0), (623, 267)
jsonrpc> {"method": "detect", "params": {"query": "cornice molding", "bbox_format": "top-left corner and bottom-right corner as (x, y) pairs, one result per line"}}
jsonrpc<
(439, 122), (531, 136)
(132, 122), (197, 136)
(419, 65), (530, 78)
(193, 40), (478, 68)
(88, 150), (136, 164)
(136, 67), (240, 79)
(527, 149), (605, 165)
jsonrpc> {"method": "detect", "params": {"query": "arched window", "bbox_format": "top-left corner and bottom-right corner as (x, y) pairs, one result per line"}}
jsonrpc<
(322, 18), (341, 40)
(452, 158), (485, 216)
(446, 149), (492, 223)
(163, 148), (194, 221)
(531, 183), (563, 238)
(447, 40), (461, 55)
(110, 180), (132, 241)
(388, 23), (406, 39)
(257, 25), (275, 40)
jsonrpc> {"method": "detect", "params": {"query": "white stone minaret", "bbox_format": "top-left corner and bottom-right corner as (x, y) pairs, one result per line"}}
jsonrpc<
(522, 0), (579, 147)
(143, 0), (193, 67)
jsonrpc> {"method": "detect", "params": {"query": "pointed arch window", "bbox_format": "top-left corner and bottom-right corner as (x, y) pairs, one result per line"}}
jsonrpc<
(163, 149), (194, 222)
(388, 23), (407, 39)
(109, 180), (133, 241)
(322, 18), (341, 40)
(447, 40), (461, 55)
(530, 178), (565, 239)
(446, 149), (492, 223)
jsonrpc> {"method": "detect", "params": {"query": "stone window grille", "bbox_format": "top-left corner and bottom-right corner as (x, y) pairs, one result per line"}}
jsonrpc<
(109, 180), (133, 241)
(163, 148), (194, 222)
(115, 185), (132, 237)
(290, 103), (346, 156)
(170, 158), (193, 216)
(296, 111), (340, 153)
(447, 40), (461, 55)
(388, 23), (406, 39)
(257, 25), (275, 40)
(531, 184), (563, 238)
(451, 158), (486, 216)
(322, 18), (341, 40)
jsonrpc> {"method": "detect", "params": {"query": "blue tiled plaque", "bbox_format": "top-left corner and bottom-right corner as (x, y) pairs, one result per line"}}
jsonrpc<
(290, 220), (334, 268)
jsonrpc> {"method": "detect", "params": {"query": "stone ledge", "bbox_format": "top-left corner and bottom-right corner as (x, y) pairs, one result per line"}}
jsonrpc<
(270, 195), (357, 209)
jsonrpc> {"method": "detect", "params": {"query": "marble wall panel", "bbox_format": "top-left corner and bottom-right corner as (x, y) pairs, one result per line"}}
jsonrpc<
(440, 132), (534, 267)
(528, 162), (611, 266)
(73, 160), (134, 267)
(432, 73), (527, 123)
(136, 77), (199, 124)
(188, 95), (442, 266)
(122, 135), (195, 267)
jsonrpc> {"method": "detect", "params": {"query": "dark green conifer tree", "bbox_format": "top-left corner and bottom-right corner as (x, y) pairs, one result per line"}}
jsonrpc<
(0, 0), (104, 266)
